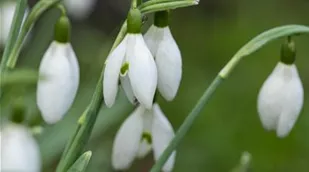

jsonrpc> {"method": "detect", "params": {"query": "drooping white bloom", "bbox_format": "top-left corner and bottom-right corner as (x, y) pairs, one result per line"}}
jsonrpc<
(103, 34), (157, 109)
(257, 62), (304, 138)
(144, 25), (182, 101)
(64, 0), (97, 20)
(0, 123), (41, 172)
(0, 1), (29, 46)
(37, 41), (80, 124)
(112, 103), (176, 171)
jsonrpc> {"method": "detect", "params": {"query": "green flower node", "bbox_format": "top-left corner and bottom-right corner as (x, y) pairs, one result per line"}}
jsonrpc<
(154, 10), (169, 28)
(280, 37), (296, 65)
(127, 8), (142, 34)
(54, 15), (71, 43)
(11, 99), (26, 124)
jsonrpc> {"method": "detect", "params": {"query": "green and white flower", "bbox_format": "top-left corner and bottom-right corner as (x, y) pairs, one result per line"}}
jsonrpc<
(144, 11), (182, 101)
(112, 103), (176, 172)
(37, 15), (79, 124)
(103, 9), (157, 109)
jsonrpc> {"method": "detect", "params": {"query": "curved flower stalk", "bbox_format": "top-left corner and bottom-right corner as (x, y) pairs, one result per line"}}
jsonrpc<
(0, 0), (29, 47)
(257, 40), (304, 138)
(103, 8), (157, 109)
(37, 15), (80, 124)
(0, 123), (41, 172)
(144, 11), (182, 101)
(112, 103), (175, 172)
(64, 0), (96, 20)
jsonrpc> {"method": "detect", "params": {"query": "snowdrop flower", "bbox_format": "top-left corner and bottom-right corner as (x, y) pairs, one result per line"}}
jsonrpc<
(64, 0), (96, 20)
(257, 40), (304, 138)
(37, 15), (79, 124)
(112, 103), (176, 171)
(0, 0), (29, 47)
(144, 11), (182, 101)
(0, 123), (41, 172)
(103, 8), (157, 109)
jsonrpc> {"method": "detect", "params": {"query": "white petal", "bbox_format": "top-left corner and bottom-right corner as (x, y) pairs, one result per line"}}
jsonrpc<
(144, 25), (163, 55)
(257, 62), (304, 137)
(127, 34), (157, 109)
(112, 106), (145, 170)
(152, 103), (176, 172)
(155, 27), (182, 101)
(37, 42), (80, 124)
(120, 74), (136, 105)
(103, 36), (127, 107)
(275, 64), (303, 137)
(0, 124), (41, 172)
(137, 109), (153, 159)
(64, 0), (96, 20)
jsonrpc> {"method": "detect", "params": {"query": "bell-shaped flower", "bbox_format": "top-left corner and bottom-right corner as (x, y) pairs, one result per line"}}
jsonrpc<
(0, 1), (29, 47)
(103, 9), (157, 109)
(257, 62), (304, 138)
(37, 15), (79, 124)
(144, 11), (182, 101)
(64, 0), (96, 20)
(0, 123), (41, 172)
(112, 103), (176, 172)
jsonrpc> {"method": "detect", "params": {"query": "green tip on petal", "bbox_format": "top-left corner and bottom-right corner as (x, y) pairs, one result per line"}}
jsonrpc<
(54, 15), (71, 43)
(154, 10), (169, 28)
(127, 8), (142, 34)
(10, 98), (26, 124)
(280, 37), (296, 65)
(141, 132), (152, 144)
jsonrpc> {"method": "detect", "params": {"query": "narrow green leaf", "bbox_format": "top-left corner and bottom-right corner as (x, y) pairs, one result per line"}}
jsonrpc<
(1, 69), (39, 87)
(219, 25), (309, 78)
(0, 0), (27, 72)
(67, 151), (92, 172)
(6, 0), (63, 69)
(140, 0), (198, 14)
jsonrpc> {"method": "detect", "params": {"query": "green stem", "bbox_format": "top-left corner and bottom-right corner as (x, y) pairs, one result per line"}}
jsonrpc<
(6, 0), (62, 69)
(140, 0), (198, 14)
(55, 22), (128, 172)
(150, 76), (224, 172)
(150, 24), (309, 171)
(0, 0), (27, 72)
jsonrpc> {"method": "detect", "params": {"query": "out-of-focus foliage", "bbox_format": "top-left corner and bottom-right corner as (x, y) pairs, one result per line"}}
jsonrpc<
(1, 0), (309, 171)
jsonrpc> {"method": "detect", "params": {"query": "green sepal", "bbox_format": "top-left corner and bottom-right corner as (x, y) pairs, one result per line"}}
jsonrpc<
(280, 37), (296, 65)
(54, 15), (71, 43)
(10, 98), (26, 124)
(154, 10), (169, 28)
(127, 8), (142, 34)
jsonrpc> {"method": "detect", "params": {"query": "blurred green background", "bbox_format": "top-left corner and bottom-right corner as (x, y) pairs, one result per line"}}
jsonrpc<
(1, 0), (309, 171)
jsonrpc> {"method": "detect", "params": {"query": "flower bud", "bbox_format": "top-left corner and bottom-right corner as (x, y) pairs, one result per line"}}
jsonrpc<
(0, 124), (41, 172)
(54, 15), (71, 43)
(37, 41), (79, 124)
(280, 37), (296, 65)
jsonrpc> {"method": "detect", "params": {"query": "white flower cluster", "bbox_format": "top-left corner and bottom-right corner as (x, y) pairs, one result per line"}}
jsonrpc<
(103, 10), (181, 171)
